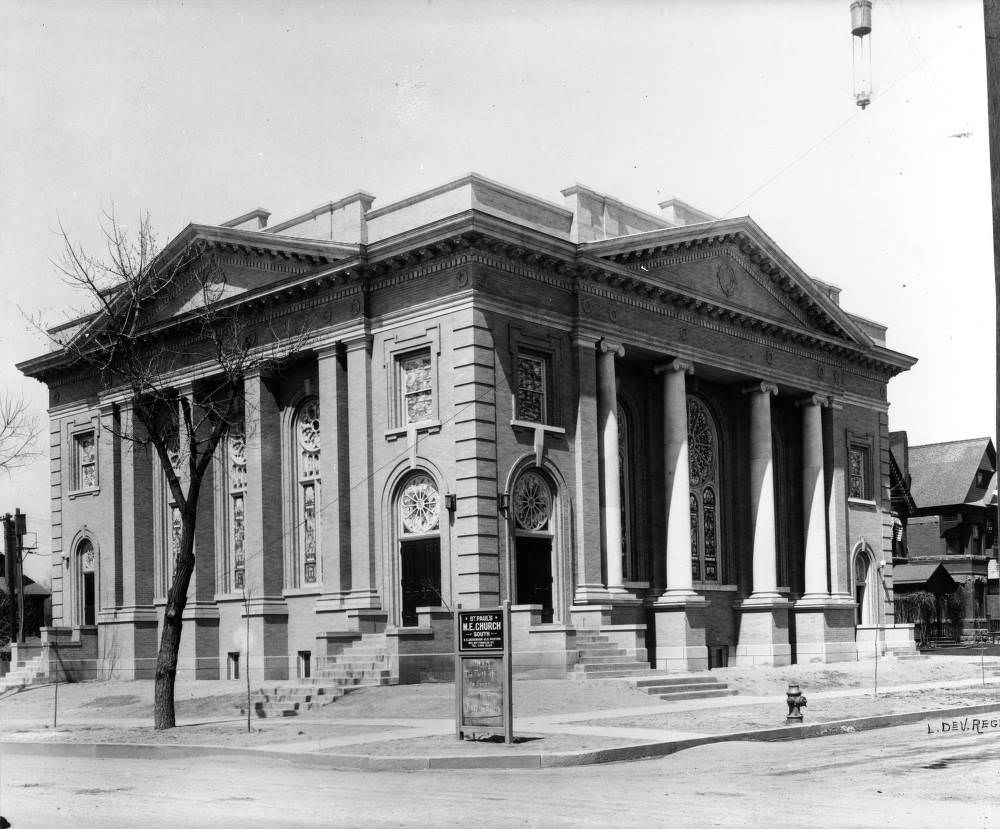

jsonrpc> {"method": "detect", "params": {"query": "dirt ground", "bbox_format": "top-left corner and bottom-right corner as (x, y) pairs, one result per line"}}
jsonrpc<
(576, 685), (1000, 734)
(0, 654), (996, 753)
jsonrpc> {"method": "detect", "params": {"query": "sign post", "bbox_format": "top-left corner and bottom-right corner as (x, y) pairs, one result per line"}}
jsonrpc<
(454, 600), (513, 744)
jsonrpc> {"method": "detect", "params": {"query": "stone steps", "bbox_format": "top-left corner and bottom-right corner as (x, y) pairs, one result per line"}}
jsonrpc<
(633, 675), (737, 702)
(0, 656), (45, 693)
(570, 631), (653, 679)
(245, 631), (394, 717)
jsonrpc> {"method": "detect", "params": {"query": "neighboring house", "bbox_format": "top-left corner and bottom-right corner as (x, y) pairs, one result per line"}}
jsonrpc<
(889, 432), (997, 626)
(0, 554), (52, 642)
(17, 174), (916, 683)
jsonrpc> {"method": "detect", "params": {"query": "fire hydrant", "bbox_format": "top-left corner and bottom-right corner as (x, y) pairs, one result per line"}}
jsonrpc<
(785, 683), (807, 724)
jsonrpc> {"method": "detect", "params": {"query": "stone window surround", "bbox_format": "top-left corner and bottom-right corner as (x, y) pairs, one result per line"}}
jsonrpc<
(213, 415), (247, 598)
(292, 396), (322, 588)
(508, 326), (562, 430)
(66, 416), (100, 497)
(846, 428), (877, 506)
(383, 324), (442, 439)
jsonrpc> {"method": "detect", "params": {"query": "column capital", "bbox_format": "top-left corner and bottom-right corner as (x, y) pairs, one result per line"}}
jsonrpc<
(315, 341), (342, 360)
(741, 381), (778, 397)
(341, 332), (373, 353)
(795, 393), (830, 409)
(598, 338), (625, 358)
(654, 358), (694, 376)
(570, 330), (602, 349)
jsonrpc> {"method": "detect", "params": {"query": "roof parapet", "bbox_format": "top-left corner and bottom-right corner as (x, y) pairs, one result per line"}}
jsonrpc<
(561, 183), (672, 243)
(266, 192), (376, 244)
(657, 197), (717, 228)
(221, 208), (271, 230)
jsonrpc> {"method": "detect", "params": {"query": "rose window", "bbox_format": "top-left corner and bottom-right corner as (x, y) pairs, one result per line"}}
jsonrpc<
(401, 474), (440, 534)
(512, 471), (551, 531)
(687, 397), (715, 487)
(297, 401), (321, 452)
(228, 428), (246, 467)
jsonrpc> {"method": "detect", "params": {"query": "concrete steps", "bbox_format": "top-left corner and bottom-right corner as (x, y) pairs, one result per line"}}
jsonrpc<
(632, 675), (738, 702)
(570, 632), (653, 679)
(244, 632), (393, 718)
(0, 654), (45, 694)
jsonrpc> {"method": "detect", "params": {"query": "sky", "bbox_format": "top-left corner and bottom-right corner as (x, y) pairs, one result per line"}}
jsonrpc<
(0, 0), (994, 584)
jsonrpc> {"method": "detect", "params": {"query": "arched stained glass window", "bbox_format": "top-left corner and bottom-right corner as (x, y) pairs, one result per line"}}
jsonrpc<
(400, 474), (440, 535)
(512, 470), (551, 531)
(687, 396), (721, 582)
(617, 401), (635, 580)
(398, 472), (441, 627)
(295, 399), (321, 585)
(228, 422), (247, 591)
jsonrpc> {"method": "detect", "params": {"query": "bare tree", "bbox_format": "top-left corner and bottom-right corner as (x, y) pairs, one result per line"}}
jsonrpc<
(0, 394), (40, 474)
(40, 208), (304, 728)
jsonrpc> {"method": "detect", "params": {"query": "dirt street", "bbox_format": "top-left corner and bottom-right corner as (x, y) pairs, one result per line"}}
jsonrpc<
(2, 721), (997, 828)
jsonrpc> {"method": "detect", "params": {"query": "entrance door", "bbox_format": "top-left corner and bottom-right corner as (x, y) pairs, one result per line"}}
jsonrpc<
(83, 571), (96, 626)
(515, 537), (553, 623)
(400, 538), (441, 627)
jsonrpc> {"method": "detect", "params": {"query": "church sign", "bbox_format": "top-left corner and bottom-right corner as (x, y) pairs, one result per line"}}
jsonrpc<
(455, 602), (513, 743)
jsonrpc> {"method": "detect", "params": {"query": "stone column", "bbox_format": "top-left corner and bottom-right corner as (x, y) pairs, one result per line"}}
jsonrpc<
(798, 395), (830, 601)
(344, 331), (379, 609)
(735, 381), (789, 667)
(794, 394), (856, 662)
(826, 399), (852, 600)
(745, 382), (781, 601)
(571, 333), (607, 611)
(650, 359), (707, 672)
(655, 359), (697, 600)
(597, 339), (626, 596)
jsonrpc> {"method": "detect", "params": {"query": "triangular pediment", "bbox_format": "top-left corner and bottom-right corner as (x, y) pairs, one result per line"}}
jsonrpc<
(137, 225), (356, 331)
(580, 217), (869, 346)
(636, 249), (816, 331)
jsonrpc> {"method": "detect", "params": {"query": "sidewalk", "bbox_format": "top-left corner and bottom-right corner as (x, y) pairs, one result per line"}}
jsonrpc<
(3, 663), (1000, 770)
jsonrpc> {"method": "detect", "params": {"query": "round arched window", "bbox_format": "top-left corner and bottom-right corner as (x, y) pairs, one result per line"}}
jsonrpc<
(512, 470), (552, 532)
(400, 474), (440, 535)
(687, 396), (721, 582)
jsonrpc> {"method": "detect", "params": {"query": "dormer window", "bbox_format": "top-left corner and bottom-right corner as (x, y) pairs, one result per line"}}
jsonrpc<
(976, 469), (990, 489)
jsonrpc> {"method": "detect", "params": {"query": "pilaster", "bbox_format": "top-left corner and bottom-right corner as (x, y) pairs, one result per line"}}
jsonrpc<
(344, 331), (379, 608)
(571, 332), (607, 605)
(315, 344), (351, 611)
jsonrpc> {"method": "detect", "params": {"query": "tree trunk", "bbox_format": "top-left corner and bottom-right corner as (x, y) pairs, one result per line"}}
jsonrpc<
(153, 517), (198, 730)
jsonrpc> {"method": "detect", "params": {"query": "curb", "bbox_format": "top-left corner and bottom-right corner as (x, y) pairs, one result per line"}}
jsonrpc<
(3, 701), (999, 771)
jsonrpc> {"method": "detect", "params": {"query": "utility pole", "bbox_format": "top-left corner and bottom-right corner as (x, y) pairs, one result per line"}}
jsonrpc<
(13, 509), (25, 643)
(2, 513), (18, 644)
(985, 0), (1000, 611)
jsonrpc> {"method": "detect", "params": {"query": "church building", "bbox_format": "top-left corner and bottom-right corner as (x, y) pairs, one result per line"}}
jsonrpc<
(18, 174), (918, 683)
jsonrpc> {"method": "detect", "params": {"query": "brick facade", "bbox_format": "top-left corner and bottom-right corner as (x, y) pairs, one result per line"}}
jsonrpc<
(19, 174), (917, 681)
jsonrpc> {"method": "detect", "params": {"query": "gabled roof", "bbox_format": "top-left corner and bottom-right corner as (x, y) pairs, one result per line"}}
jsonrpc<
(907, 438), (997, 509)
(892, 562), (958, 593)
(580, 216), (872, 347)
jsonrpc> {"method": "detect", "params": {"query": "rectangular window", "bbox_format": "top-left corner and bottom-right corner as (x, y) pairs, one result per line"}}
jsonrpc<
(516, 354), (547, 423)
(848, 446), (870, 500)
(227, 652), (240, 680)
(74, 431), (97, 490)
(400, 349), (433, 424)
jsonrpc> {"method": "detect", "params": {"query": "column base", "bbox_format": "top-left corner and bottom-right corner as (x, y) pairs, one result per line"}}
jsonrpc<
(342, 590), (381, 610)
(652, 597), (708, 672)
(793, 599), (858, 664)
(571, 604), (613, 629)
(734, 597), (791, 667)
(573, 584), (611, 605)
